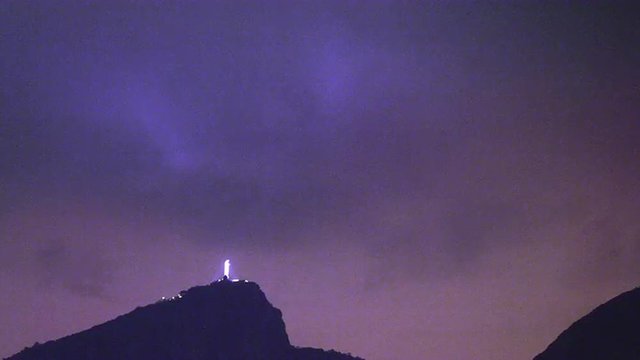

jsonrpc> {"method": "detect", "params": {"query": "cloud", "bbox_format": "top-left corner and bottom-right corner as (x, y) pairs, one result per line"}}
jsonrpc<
(34, 238), (114, 299)
(1, 2), (639, 359)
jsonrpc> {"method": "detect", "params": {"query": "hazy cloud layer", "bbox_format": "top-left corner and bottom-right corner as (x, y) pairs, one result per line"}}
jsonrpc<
(1, 2), (639, 359)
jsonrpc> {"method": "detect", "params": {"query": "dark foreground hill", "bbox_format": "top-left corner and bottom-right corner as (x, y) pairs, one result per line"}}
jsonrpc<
(534, 286), (640, 360)
(7, 279), (363, 360)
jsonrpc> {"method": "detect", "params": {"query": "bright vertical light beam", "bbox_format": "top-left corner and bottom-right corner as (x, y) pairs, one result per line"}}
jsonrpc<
(224, 259), (230, 278)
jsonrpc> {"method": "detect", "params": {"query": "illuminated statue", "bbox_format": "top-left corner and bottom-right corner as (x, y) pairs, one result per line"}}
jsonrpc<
(217, 259), (246, 283)
(223, 259), (230, 280)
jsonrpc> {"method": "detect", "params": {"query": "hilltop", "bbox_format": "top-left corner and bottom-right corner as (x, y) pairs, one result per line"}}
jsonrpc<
(534, 286), (640, 360)
(7, 279), (363, 360)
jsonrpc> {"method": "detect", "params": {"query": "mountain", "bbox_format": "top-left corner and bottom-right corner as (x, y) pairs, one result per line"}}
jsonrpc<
(7, 279), (363, 360)
(534, 286), (640, 360)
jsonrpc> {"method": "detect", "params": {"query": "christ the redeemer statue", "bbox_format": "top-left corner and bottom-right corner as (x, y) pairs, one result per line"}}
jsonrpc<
(224, 259), (230, 279)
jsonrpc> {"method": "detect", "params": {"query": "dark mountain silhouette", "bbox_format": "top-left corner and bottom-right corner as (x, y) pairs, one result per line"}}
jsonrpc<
(7, 279), (363, 360)
(534, 286), (640, 360)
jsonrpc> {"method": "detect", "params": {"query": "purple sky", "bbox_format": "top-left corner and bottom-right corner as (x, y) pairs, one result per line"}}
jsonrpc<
(1, 1), (639, 359)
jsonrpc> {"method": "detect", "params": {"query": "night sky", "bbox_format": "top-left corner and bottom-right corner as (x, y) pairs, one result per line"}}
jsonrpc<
(1, 2), (639, 359)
